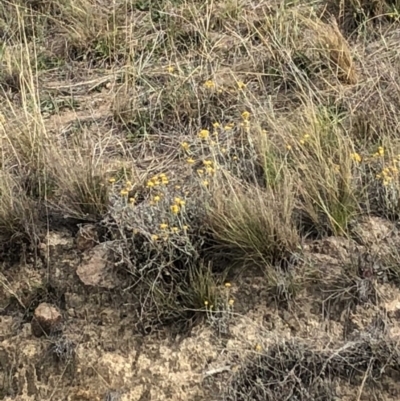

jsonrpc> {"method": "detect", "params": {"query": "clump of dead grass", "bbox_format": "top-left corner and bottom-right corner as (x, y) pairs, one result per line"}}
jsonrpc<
(0, 171), (40, 257)
(225, 333), (400, 401)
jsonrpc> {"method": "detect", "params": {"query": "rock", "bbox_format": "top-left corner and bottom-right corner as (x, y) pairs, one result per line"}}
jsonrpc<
(76, 243), (118, 289)
(31, 303), (62, 337)
(76, 224), (98, 252)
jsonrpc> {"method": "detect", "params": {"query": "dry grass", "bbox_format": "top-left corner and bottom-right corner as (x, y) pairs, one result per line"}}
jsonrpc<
(1, 0), (400, 397)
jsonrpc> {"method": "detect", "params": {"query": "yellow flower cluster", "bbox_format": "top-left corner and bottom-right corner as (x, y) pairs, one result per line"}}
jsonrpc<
(170, 197), (185, 214)
(198, 129), (210, 140)
(350, 152), (362, 163)
(146, 173), (169, 188)
(376, 164), (399, 186)
(373, 146), (385, 157)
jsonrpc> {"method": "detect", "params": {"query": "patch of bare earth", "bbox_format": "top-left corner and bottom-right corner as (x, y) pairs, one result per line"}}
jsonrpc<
(0, 217), (400, 400)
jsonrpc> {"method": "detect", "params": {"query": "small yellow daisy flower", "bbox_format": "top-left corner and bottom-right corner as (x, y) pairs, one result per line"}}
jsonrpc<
(197, 169), (204, 175)
(202, 180), (209, 186)
(198, 129), (210, 140)
(171, 227), (179, 233)
(224, 123), (234, 130)
(170, 204), (180, 214)
(153, 195), (161, 202)
(225, 282), (231, 288)
(120, 189), (129, 196)
(237, 81), (246, 90)
(241, 111), (250, 120)
(204, 80), (215, 89)
(378, 146), (384, 156)
(350, 153), (362, 163)
(228, 299), (234, 306)
(146, 180), (155, 188)
(151, 234), (159, 241)
(213, 122), (220, 128)
(108, 177), (116, 183)
(167, 65), (174, 73)
(181, 142), (190, 151)
(187, 157), (195, 164)
(129, 197), (135, 204)
(206, 166), (215, 175)
(160, 223), (168, 230)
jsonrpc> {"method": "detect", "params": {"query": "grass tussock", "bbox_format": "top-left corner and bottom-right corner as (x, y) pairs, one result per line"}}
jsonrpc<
(207, 173), (299, 269)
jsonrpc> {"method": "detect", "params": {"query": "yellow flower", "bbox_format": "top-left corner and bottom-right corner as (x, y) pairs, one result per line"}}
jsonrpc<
(197, 169), (204, 176)
(241, 111), (250, 120)
(108, 177), (116, 183)
(224, 123), (234, 130)
(286, 144), (292, 151)
(120, 189), (129, 196)
(146, 180), (155, 188)
(228, 299), (234, 306)
(160, 223), (168, 230)
(170, 204), (180, 214)
(204, 300), (209, 306)
(204, 80), (215, 89)
(187, 157), (195, 164)
(171, 227), (179, 233)
(213, 122), (220, 128)
(224, 282), (231, 288)
(167, 65), (174, 73)
(182, 225), (189, 231)
(202, 180), (209, 186)
(255, 344), (262, 352)
(151, 234), (159, 241)
(350, 153), (362, 163)
(378, 146), (384, 156)
(174, 197), (185, 207)
(221, 147), (227, 154)
(206, 166), (215, 175)
(129, 197), (135, 204)
(161, 178), (169, 185)
(237, 81), (246, 90)
(181, 142), (190, 151)
(203, 160), (213, 166)
(198, 129), (210, 140)
(153, 195), (161, 202)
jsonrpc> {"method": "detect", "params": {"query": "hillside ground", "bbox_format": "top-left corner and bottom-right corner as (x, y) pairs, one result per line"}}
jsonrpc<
(2, 0), (400, 400)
